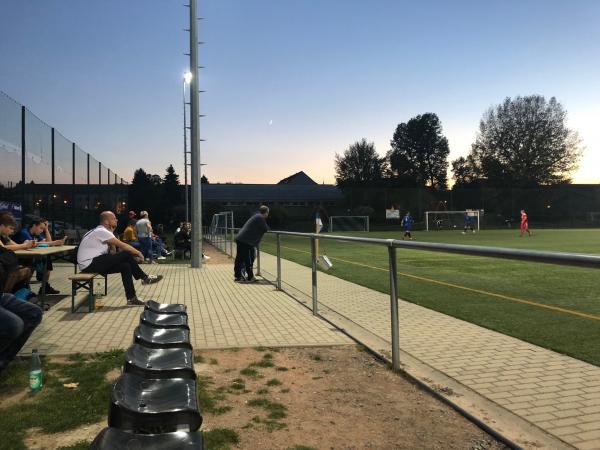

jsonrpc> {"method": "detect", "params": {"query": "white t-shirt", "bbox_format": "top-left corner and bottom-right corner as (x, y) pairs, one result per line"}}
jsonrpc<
(136, 218), (151, 238)
(77, 225), (115, 270)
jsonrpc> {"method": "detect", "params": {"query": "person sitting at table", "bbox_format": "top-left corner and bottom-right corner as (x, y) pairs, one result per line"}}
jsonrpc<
(0, 291), (43, 375)
(122, 218), (141, 249)
(14, 218), (62, 295)
(77, 211), (163, 306)
(0, 212), (35, 294)
(38, 218), (67, 246)
(0, 213), (35, 252)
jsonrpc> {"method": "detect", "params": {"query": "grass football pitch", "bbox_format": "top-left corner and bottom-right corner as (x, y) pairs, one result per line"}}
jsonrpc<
(259, 229), (600, 366)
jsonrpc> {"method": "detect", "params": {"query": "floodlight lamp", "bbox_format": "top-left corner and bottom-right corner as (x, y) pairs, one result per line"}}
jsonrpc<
(184, 72), (193, 84)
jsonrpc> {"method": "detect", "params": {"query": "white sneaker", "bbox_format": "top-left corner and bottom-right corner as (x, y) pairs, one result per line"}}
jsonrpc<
(157, 256), (166, 260)
(202, 254), (211, 261)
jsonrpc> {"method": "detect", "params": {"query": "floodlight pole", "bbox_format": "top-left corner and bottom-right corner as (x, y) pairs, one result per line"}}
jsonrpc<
(183, 80), (189, 224)
(189, 0), (203, 268)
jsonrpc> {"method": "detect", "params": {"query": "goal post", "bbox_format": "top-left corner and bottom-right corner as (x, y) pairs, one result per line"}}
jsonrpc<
(329, 215), (370, 232)
(425, 210), (480, 231)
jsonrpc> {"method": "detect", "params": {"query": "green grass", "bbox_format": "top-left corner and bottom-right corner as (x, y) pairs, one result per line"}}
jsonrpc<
(261, 229), (600, 366)
(240, 367), (261, 378)
(247, 397), (287, 419)
(57, 441), (92, 450)
(197, 375), (231, 415)
(250, 357), (275, 368)
(230, 378), (246, 390)
(203, 427), (240, 450)
(0, 349), (124, 450)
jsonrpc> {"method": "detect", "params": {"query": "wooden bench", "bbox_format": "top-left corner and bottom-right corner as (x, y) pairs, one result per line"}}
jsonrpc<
(69, 273), (107, 313)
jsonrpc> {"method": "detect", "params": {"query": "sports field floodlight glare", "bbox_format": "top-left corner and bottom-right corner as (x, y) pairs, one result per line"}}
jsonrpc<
(184, 71), (193, 84)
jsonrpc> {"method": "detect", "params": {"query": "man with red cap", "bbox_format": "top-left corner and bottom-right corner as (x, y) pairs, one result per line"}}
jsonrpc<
(116, 210), (136, 236)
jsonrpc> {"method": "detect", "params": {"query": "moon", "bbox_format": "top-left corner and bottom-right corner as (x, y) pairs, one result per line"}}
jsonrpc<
(268, 119), (273, 126)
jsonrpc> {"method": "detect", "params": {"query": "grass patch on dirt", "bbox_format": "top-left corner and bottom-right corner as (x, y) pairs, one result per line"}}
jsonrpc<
(203, 427), (240, 450)
(56, 441), (92, 450)
(240, 367), (261, 378)
(0, 349), (124, 450)
(197, 375), (232, 415)
(229, 378), (245, 391)
(250, 359), (274, 368)
(247, 398), (287, 420)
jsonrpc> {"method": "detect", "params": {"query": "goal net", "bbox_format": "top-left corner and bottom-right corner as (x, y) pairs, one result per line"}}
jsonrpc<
(425, 210), (480, 231)
(329, 216), (370, 232)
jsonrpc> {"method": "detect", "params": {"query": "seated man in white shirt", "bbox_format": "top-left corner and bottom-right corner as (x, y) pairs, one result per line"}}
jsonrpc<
(77, 211), (162, 306)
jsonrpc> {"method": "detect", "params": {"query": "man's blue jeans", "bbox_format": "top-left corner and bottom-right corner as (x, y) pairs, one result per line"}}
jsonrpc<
(139, 237), (153, 261)
(0, 293), (43, 371)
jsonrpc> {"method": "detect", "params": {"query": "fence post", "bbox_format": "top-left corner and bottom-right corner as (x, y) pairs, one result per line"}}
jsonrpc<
(311, 236), (318, 315)
(388, 243), (400, 371)
(256, 244), (261, 277)
(276, 233), (282, 290)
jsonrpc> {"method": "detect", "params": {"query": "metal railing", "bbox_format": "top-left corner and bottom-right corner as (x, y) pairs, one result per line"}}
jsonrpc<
(204, 224), (236, 257)
(260, 230), (600, 371)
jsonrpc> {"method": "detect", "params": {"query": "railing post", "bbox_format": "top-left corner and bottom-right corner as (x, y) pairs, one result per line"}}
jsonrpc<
(256, 244), (261, 276)
(230, 212), (234, 257)
(388, 243), (400, 371)
(276, 233), (282, 290)
(311, 236), (318, 315)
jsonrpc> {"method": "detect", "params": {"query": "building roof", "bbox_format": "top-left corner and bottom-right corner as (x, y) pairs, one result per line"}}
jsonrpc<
(277, 171), (317, 185)
(201, 183), (343, 202)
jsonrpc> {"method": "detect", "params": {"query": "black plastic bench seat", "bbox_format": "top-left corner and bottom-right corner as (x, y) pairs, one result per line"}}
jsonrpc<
(134, 323), (191, 349)
(145, 300), (187, 315)
(140, 310), (189, 329)
(109, 373), (202, 433)
(124, 344), (196, 380)
(90, 427), (203, 449)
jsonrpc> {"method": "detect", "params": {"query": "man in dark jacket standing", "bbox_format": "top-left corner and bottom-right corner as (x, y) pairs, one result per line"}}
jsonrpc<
(234, 205), (269, 283)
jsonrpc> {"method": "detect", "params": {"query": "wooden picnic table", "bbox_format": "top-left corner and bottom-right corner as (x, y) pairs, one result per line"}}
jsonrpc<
(14, 245), (77, 309)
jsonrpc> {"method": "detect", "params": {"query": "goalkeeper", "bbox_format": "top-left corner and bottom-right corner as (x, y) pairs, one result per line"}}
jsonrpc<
(462, 212), (475, 234)
(401, 211), (414, 240)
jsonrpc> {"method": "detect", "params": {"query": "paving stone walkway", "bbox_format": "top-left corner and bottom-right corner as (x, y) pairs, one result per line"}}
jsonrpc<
(257, 251), (600, 450)
(22, 262), (350, 356)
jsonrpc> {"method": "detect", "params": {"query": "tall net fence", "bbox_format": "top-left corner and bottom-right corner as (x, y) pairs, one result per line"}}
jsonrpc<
(0, 90), (128, 229)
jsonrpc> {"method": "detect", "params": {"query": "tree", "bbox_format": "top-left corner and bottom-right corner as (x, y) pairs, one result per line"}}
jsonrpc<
(163, 164), (181, 205)
(334, 139), (385, 186)
(451, 155), (481, 187)
(201, 175), (209, 184)
(129, 168), (152, 213)
(452, 95), (582, 187)
(387, 113), (450, 189)
(132, 168), (150, 186)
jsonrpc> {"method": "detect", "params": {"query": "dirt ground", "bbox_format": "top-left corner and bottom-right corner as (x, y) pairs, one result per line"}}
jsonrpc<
(5, 346), (508, 450)
(197, 346), (508, 450)
(203, 244), (233, 264)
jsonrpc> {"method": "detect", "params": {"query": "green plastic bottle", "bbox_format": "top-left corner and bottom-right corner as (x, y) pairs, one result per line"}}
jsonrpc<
(29, 349), (43, 392)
